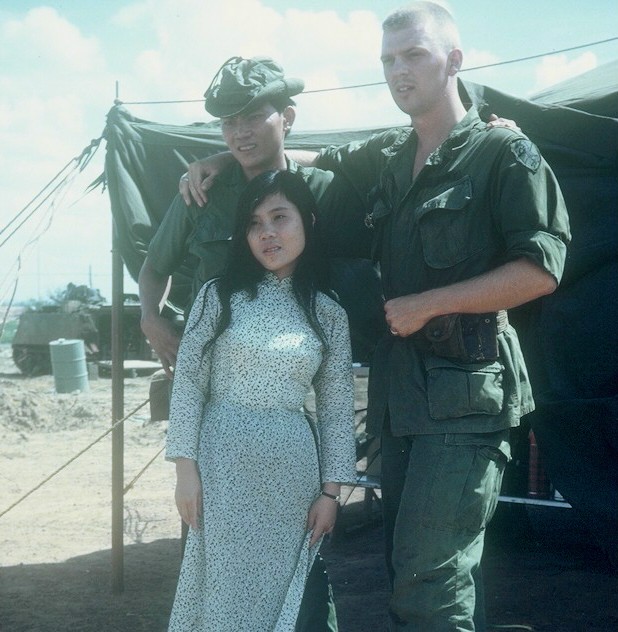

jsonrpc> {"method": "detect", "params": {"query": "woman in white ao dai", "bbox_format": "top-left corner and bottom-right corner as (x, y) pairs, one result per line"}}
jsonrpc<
(165, 170), (356, 631)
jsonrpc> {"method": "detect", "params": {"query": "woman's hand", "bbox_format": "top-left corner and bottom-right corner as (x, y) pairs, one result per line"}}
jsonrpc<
(307, 491), (340, 547)
(174, 458), (202, 530)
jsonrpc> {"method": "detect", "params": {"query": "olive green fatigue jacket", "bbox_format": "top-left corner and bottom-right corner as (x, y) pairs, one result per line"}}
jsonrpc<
(317, 107), (571, 438)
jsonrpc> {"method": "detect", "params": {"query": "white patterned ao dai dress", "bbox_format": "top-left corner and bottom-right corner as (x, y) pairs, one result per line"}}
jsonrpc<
(166, 274), (356, 631)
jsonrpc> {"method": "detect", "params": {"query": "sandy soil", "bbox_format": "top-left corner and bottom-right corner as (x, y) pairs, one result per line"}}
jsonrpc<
(1, 342), (617, 632)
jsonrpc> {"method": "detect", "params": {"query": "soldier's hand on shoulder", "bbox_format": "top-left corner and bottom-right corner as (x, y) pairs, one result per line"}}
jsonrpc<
(486, 113), (520, 132)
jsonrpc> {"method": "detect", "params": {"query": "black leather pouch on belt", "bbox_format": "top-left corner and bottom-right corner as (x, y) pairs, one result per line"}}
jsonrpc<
(421, 311), (508, 363)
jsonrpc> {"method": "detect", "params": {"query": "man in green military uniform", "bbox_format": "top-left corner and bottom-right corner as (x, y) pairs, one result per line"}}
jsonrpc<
(139, 56), (350, 632)
(140, 56), (376, 376)
(142, 56), (331, 377)
(313, 5), (570, 630)
(180, 4), (570, 630)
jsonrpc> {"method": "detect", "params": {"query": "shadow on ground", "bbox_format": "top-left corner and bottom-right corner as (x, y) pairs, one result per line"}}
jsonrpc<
(1, 501), (616, 632)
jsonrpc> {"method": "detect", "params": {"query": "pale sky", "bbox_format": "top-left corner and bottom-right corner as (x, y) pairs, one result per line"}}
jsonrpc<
(1, 0), (617, 303)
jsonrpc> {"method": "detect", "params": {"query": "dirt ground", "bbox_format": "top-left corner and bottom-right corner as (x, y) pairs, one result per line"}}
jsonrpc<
(1, 342), (617, 632)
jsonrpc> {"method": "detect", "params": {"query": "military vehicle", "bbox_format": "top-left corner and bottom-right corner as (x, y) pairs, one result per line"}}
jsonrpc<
(11, 284), (152, 376)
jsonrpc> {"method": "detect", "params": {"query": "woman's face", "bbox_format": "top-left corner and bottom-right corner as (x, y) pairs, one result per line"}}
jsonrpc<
(246, 192), (306, 279)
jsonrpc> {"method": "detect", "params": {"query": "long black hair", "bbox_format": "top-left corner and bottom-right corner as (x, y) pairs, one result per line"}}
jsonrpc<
(194, 170), (335, 353)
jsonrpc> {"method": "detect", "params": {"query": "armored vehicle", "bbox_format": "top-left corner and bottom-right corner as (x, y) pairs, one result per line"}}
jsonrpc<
(11, 285), (151, 376)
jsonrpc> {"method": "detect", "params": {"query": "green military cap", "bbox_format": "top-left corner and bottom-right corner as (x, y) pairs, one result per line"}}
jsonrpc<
(204, 56), (304, 118)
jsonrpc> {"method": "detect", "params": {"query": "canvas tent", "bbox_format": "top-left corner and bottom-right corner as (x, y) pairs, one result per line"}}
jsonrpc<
(104, 61), (618, 565)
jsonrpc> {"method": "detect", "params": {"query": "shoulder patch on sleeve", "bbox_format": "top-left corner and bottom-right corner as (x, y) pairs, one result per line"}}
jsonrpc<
(510, 139), (541, 172)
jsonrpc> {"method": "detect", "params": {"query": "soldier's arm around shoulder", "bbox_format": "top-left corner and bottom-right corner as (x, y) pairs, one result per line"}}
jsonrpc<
(315, 128), (403, 200)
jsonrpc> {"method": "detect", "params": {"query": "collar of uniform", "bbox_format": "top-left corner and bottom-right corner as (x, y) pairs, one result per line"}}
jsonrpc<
(380, 127), (413, 159)
(378, 107), (484, 184)
(218, 160), (248, 188)
(379, 128), (416, 185)
(425, 106), (483, 167)
(379, 106), (484, 165)
(285, 156), (302, 174)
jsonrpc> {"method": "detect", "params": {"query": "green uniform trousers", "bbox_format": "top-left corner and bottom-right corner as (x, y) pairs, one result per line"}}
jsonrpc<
(381, 423), (507, 631)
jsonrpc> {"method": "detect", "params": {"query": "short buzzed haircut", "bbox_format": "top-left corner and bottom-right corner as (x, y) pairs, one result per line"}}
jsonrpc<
(382, 2), (461, 53)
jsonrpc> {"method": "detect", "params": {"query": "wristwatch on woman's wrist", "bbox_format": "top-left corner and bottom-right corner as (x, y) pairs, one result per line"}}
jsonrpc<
(320, 490), (341, 502)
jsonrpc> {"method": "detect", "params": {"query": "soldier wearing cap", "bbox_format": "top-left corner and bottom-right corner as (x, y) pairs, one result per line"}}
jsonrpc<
(140, 56), (375, 378)
(139, 56), (363, 632)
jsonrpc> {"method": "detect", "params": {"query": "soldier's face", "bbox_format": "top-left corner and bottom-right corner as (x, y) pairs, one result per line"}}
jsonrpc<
(381, 21), (452, 119)
(221, 103), (291, 180)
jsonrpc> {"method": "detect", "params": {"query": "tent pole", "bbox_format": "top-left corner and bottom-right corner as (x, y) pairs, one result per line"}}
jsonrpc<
(111, 227), (125, 594)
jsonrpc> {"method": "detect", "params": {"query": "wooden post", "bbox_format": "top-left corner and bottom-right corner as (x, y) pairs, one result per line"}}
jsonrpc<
(111, 227), (125, 594)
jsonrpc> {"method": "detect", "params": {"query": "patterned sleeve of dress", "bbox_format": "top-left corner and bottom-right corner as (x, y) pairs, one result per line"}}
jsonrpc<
(312, 297), (357, 484)
(165, 280), (221, 461)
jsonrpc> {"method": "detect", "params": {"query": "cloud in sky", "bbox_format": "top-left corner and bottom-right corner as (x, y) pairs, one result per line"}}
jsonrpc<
(532, 52), (598, 94)
(2, 6), (102, 72)
(0, 9), (112, 303)
(0, 7), (111, 182)
(463, 47), (501, 72)
(108, 1), (390, 126)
